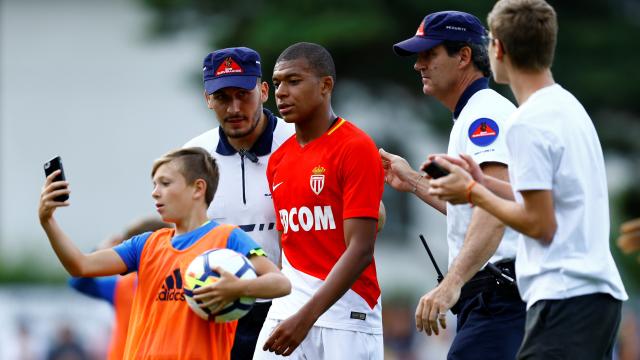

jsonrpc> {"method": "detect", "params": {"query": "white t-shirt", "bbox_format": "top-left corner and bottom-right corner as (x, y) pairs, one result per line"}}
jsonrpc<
(446, 86), (519, 267)
(506, 84), (628, 309)
(184, 109), (295, 267)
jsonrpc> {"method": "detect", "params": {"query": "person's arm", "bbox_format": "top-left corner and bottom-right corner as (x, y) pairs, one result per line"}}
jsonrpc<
(618, 218), (640, 254)
(415, 163), (508, 336)
(243, 256), (291, 298)
(429, 158), (557, 244)
(192, 255), (291, 313)
(263, 217), (377, 356)
(39, 170), (128, 277)
(472, 187), (555, 244)
(480, 175), (514, 201)
(379, 148), (446, 214)
(68, 276), (118, 304)
(377, 201), (386, 233)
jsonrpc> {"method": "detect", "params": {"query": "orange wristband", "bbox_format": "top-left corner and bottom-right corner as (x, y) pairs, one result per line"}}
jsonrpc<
(466, 180), (477, 206)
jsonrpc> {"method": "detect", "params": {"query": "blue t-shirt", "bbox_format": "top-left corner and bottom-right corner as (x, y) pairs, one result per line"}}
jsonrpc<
(113, 221), (261, 273)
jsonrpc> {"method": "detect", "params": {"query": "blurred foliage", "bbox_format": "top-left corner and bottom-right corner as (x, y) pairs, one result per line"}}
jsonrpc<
(134, 0), (640, 285)
(0, 258), (67, 284)
(136, 0), (640, 157)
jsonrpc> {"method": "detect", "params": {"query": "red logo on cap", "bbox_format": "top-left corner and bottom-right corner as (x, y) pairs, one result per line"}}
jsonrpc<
(215, 57), (244, 76)
(471, 122), (497, 138)
(416, 20), (425, 36)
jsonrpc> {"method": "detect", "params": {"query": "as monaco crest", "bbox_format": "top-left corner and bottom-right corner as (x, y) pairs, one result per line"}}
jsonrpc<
(310, 166), (326, 195)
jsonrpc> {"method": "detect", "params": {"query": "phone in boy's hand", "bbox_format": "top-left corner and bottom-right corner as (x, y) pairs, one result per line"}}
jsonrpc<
(44, 156), (69, 202)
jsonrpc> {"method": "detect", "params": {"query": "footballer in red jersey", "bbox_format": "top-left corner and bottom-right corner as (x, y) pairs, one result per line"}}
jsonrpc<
(256, 42), (385, 360)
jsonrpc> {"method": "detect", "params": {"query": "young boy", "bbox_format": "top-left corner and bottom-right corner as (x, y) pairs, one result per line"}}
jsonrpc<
(39, 147), (291, 360)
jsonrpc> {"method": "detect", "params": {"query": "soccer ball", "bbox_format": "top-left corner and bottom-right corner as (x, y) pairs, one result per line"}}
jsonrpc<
(183, 248), (257, 322)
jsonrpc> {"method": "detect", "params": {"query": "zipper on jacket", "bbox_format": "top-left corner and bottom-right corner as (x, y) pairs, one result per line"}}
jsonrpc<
(240, 153), (247, 205)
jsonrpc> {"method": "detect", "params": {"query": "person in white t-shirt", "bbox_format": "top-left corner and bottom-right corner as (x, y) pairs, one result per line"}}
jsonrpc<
(428, 1), (627, 358)
(380, 10), (525, 360)
(184, 47), (295, 360)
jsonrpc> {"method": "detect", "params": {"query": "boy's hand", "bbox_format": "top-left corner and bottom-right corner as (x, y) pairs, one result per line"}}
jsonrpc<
(39, 170), (70, 223)
(428, 157), (475, 204)
(424, 154), (485, 185)
(193, 266), (243, 313)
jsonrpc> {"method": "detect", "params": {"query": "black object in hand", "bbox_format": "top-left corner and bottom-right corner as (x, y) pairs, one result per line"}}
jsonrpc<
(422, 161), (449, 179)
(44, 156), (69, 202)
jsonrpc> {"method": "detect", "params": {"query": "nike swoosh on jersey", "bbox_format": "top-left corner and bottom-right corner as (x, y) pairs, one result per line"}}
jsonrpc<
(272, 181), (284, 191)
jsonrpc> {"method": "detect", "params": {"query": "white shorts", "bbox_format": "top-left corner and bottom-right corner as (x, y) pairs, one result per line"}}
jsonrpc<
(253, 318), (383, 360)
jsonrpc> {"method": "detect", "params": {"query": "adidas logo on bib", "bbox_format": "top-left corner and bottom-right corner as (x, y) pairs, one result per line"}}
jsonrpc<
(157, 268), (185, 302)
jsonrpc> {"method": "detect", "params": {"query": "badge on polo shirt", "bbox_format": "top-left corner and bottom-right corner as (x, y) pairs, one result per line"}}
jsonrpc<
(468, 118), (499, 147)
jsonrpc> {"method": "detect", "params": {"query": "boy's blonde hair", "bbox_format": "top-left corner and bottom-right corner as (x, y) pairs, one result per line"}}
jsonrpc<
(488, 0), (557, 71)
(151, 147), (219, 206)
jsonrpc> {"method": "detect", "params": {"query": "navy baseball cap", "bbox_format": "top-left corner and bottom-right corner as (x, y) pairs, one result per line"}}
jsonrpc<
(393, 11), (487, 56)
(203, 47), (262, 94)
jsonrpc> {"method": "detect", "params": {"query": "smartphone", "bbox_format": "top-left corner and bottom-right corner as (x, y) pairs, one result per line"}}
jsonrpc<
(422, 161), (449, 179)
(44, 156), (69, 202)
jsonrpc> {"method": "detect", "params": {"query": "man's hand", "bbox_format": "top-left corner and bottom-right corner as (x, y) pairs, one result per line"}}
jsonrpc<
(262, 310), (316, 356)
(415, 279), (460, 336)
(193, 266), (242, 314)
(428, 157), (475, 204)
(379, 148), (418, 192)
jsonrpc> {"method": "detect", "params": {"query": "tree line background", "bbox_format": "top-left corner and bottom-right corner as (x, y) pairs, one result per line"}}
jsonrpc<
(2, 0), (637, 288)
(136, 0), (640, 287)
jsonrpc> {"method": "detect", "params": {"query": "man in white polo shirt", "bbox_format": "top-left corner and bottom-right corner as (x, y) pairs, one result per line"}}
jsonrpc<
(184, 47), (295, 360)
(381, 10), (525, 360)
(428, 1), (627, 358)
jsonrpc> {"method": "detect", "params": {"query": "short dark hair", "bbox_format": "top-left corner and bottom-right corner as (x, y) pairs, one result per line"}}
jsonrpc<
(151, 147), (219, 206)
(488, 0), (557, 71)
(123, 217), (169, 239)
(442, 41), (492, 78)
(276, 42), (336, 81)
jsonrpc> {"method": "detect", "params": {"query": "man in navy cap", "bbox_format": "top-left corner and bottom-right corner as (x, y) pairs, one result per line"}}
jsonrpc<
(380, 11), (526, 359)
(184, 47), (295, 360)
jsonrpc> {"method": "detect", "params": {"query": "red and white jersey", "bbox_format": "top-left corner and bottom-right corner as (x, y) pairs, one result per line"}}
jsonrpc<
(266, 118), (384, 334)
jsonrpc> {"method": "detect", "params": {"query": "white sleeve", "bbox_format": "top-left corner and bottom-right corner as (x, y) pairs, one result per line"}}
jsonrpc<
(183, 129), (218, 154)
(506, 122), (558, 191)
(462, 116), (510, 166)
